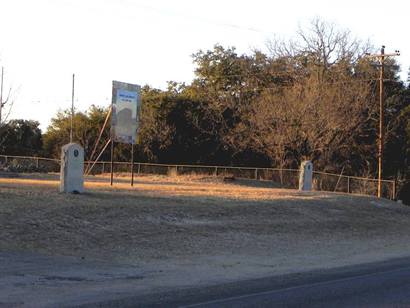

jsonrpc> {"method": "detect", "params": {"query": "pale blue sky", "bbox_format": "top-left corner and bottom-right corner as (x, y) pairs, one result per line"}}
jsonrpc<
(1, 0), (409, 130)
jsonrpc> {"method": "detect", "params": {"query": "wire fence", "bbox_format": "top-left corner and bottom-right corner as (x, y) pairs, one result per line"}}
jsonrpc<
(0, 154), (398, 200)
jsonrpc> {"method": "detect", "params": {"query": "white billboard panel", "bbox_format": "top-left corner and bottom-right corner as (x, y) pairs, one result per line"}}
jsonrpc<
(111, 81), (141, 144)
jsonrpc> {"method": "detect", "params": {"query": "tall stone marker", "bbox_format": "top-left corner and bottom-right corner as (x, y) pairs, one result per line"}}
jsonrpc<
(299, 160), (313, 191)
(60, 143), (84, 193)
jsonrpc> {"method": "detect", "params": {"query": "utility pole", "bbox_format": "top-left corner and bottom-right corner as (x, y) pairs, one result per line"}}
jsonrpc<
(378, 46), (385, 199)
(366, 46), (400, 198)
(0, 67), (4, 126)
(70, 73), (75, 143)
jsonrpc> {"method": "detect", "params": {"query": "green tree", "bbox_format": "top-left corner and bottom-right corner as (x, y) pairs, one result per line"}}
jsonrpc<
(38, 18), (410, 182)
(43, 105), (110, 159)
(0, 119), (42, 156)
(384, 86), (410, 179)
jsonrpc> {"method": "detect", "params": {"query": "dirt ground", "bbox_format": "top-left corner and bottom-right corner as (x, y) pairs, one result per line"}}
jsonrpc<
(1, 174), (410, 306)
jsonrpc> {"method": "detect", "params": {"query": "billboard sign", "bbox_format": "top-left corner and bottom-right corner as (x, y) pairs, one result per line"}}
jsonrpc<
(111, 81), (141, 144)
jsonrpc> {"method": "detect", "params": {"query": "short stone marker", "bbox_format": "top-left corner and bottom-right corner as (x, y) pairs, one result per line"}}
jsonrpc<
(60, 143), (84, 193)
(299, 160), (313, 191)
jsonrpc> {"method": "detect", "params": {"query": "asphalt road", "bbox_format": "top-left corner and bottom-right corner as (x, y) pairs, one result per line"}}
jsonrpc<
(90, 256), (410, 308)
(183, 265), (410, 307)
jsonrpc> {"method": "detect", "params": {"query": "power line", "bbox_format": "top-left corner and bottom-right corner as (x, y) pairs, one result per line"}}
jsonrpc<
(192, 63), (400, 84)
(130, 3), (274, 35)
(189, 77), (393, 91)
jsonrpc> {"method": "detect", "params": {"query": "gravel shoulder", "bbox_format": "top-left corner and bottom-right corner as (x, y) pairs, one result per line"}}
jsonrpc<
(1, 174), (410, 307)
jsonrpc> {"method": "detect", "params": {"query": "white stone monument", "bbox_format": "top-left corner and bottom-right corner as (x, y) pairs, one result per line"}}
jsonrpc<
(60, 143), (84, 193)
(299, 160), (313, 191)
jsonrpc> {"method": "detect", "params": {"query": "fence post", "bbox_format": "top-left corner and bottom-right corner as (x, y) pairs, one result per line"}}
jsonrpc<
(280, 169), (283, 186)
(137, 163), (141, 174)
(102, 162), (105, 174)
(214, 167), (218, 177)
(255, 168), (258, 180)
(36, 158), (39, 169)
(392, 180), (396, 201)
(347, 176), (350, 194)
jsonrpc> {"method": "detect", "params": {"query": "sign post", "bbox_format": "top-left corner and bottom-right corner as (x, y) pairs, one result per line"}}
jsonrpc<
(111, 81), (142, 186)
(131, 143), (135, 186)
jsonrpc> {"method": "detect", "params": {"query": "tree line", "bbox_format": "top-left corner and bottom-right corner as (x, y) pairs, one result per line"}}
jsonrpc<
(1, 19), (409, 180)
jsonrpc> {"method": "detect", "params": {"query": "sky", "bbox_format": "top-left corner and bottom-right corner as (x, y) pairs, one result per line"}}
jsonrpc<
(0, 0), (409, 131)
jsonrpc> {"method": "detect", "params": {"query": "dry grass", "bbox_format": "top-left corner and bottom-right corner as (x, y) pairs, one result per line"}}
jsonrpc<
(1, 172), (409, 266)
(0, 174), (320, 201)
(2, 175), (410, 307)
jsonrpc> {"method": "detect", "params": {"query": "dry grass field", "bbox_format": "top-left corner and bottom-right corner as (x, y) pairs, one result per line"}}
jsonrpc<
(0, 173), (303, 200)
(0, 174), (317, 259)
(2, 173), (410, 306)
(1, 173), (410, 266)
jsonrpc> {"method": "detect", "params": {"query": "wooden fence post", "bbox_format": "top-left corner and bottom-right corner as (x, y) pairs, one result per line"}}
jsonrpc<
(347, 176), (350, 194)
(392, 180), (396, 200)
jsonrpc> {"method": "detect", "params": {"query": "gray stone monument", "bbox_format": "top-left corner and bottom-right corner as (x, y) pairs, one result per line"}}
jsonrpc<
(60, 143), (84, 193)
(299, 160), (313, 191)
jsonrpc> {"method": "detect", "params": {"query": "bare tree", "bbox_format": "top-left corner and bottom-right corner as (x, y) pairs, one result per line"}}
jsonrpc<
(232, 18), (380, 174)
(268, 18), (373, 81)
(0, 66), (18, 127)
(0, 65), (19, 149)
